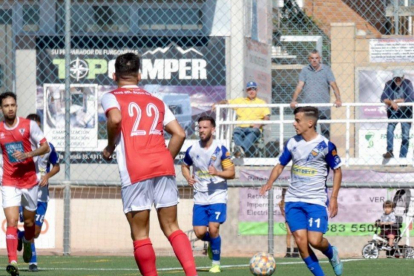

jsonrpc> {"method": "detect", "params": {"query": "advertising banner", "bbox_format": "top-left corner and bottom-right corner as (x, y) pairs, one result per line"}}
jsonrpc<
(43, 84), (98, 151)
(35, 36), (226, 159)
(238, 169), (414, 236)
(358, 69), (414, 159)
(370, 38), (414, 63)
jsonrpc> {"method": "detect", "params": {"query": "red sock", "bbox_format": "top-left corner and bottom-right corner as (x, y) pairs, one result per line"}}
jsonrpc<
(168, 230), (197, 276)
(6, 227), (18, 263)
(24, 224), (35, 241)
(133, 238), (157, 276)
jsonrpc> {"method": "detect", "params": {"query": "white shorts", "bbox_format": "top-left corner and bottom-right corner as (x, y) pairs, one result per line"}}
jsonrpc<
(2, 185), (38, 211)
(121, 176), (179, 213)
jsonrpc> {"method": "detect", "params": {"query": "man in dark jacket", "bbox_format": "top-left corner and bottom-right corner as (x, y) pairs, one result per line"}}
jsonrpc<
(381, 69), (414, 159)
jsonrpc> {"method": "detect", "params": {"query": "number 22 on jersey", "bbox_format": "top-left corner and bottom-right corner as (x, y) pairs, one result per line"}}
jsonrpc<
(128, 102), (162, 136)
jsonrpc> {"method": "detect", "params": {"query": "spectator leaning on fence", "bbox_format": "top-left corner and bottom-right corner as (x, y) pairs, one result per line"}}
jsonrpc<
(213, 81), (271, 158)
(381, 69), (414, 160)
(290, 50), (342, 139)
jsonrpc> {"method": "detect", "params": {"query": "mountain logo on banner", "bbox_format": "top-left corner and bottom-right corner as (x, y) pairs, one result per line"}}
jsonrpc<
(140, 44), (206, 80)
(142, 46), (203, 57)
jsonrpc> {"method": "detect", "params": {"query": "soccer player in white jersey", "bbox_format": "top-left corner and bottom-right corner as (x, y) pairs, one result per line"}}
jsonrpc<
(0, 92), (50, 276)
(181, 116), (235, 273)
(101, 53), (197, 276)
(260, 106), (343, 276)
(17, 113), (60, 272)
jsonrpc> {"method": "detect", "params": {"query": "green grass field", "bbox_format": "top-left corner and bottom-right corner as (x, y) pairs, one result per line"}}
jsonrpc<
(0, 256), (413, 276)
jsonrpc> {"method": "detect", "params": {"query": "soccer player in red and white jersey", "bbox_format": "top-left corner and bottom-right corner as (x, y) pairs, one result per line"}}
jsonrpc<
(101, 53), (197, 276)
(0, 92), (50, 276)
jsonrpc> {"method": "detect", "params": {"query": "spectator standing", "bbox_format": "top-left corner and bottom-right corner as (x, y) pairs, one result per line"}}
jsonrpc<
(381, 69), (414, 159)
(290, 50), (342, 139)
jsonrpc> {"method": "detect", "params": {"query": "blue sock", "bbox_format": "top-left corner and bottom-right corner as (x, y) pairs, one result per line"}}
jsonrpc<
(30, 242), (37, 264)
(322, 243), (333, 259)
(303, 254), (325, 276)
(210, 235), (221, 262)
(18, 230), (24, 240)
(201, 232), (211, 242)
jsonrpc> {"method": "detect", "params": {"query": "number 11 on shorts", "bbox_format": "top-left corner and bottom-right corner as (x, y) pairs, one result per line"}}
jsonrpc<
(309, 218), (321, 228)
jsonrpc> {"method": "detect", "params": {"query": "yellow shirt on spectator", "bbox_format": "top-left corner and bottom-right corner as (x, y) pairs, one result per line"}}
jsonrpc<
(228, 97), (271, 128)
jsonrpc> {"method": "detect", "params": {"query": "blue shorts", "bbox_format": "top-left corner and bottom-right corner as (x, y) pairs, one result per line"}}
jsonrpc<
(193, 203), (227, 226)
(19, 202), (48, 228)
(285, 202), (328, 233)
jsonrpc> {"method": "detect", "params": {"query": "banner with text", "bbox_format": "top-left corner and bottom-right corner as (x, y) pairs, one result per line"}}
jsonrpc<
(238, 169), (414, 236)
(35, 36), (226, 155)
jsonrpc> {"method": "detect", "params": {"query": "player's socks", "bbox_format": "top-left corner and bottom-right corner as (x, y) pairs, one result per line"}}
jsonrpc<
(17, 230), (24, 240)
(168, 230), (197, 276)
(303, 254), (325, 276)
(6, 227), (18, 263)
(210, 235), (221, 262)
(17, 230), (24, 252)
(30, 242), (37, 264)
(201, 232), (211, 242)
(24, 224), (35, 241)
(322, 243), (334, 259)
(133, 238), (157, 276)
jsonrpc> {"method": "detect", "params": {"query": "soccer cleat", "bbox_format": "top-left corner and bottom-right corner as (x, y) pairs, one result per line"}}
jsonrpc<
(22, 239), (33, 263)
(329, 246), (343, 276)
(209, 264), (221, 273)
(28, 264), (39, 272)
(207, 243), (213, 260)
(284, 253), (292, 258)
(6, 263), (19, 276)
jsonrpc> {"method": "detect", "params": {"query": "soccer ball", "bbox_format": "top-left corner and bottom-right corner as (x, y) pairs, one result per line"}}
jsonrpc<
(249, 252), (276, 275)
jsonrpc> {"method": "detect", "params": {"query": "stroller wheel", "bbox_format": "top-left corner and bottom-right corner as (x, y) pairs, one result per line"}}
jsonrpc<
(362, 243), (379, 259)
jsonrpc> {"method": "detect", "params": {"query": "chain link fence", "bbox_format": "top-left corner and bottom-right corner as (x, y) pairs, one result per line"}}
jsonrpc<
(1, 0), (414, 259)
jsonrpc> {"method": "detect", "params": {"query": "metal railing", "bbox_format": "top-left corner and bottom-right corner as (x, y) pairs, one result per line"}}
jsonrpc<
(215, 102), (414, 166)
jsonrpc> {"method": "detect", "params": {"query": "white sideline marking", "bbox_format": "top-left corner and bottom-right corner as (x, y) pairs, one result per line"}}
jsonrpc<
(0, 258), (366, 272)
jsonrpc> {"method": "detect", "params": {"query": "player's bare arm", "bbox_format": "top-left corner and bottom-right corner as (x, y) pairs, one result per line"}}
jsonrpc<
(12, 141), (50, 161)
(259, 164), (285, 195)
(208, 164), (235, 179)
(40, 163), (60, 187)
(181, 164), (196, 186)
(165, 120), (186, 159)
(328, 167), (342, 218)
(103, 109), (122, 161)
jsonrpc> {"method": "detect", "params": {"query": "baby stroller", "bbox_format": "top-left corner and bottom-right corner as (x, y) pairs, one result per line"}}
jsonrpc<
(362, 189), (414, 259)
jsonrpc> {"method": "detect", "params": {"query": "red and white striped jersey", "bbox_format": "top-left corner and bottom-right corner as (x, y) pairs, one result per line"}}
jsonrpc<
(101, 85), (176, 187)
(0, 117), (47, 188)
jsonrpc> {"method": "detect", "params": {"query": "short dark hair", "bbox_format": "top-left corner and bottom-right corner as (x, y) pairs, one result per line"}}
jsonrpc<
(26, 113), (41, 123)
(115, 53), (140, 79)
(0, 92), (17, 105)
(309, 49), (320, 57)
(383, 200), (395, 209)
(294, 106), (319, 121)
(198, 115), (216, 127)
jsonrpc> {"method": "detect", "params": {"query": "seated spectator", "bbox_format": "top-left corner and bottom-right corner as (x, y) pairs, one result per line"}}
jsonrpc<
(375, 200), (398, 251)
(213, 81), (270, 158)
